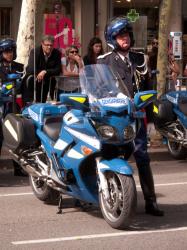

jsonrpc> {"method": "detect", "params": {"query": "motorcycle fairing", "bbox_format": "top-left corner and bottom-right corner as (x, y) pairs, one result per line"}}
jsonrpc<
(93, 113), (136, 144)
(166, 91), (187, 106)
(60, 93), (90, 112)
(134, 90), (157, 109)
(97, 158), (133, 175)
(166, 91), (187, 128)
(96, 96), (130, 113)
(26, 103), (67, 128)
(53, 129), (74, 157)
(60, 142), (100, 204)
(36, 128), (99, 202)
(1, 73), (22, 96)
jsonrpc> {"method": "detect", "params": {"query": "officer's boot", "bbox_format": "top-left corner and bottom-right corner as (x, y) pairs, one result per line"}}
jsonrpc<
(137, 164), (164, 216)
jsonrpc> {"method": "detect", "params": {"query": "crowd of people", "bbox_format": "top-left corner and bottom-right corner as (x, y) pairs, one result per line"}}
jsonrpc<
(0, 33), (184, 105)
(0, 16), (186, 216)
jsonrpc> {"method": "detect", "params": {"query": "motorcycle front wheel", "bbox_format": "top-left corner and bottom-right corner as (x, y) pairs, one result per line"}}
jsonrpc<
(99, 172), (137, 229)
(29, 175), (60, 204)
(167, 140), (187, 160)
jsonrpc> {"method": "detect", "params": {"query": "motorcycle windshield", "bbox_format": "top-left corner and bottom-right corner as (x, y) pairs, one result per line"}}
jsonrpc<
(79, 64), (130, 103)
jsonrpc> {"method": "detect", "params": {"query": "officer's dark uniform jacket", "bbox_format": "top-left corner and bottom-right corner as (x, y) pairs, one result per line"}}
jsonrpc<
(97, 50), (148, 98)
(0, 61), (23, 82)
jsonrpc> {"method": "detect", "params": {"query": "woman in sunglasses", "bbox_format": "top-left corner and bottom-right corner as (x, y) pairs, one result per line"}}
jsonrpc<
(59, 45), (83, 96)
(61, 45), (83, 77)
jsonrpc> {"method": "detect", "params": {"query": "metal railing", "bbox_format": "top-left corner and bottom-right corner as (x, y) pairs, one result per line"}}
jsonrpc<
(25, 75), (81, 103)
(166, 75), (187, 92)
(54, 75), (81, 101)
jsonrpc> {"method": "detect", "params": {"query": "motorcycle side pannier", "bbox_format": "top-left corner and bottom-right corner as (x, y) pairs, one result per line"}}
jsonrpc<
(3, 113), (39, 153)
(153, 99), (176, 127)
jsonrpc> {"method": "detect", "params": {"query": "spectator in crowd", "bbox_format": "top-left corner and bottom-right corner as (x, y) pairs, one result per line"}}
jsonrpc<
(146, 38), (159, 144)
(23, 35), (61, 103)
(148, 38), (158, 90)
(61, 45), (83, 77)
(58, 45), (83, 96)
(0, 38), (25, 176)
(167, 50), (180, 91)
(97, 16), (164, 216)
(83, 37), (104, 65)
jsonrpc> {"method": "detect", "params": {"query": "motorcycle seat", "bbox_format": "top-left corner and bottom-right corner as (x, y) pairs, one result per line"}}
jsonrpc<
(179, 97), (187, 116)
(43, 115), (63, 141)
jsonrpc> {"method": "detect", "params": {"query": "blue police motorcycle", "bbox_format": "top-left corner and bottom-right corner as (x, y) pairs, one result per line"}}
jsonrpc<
(0, 73), (26, 175)
(3, 64), (156, 229)
(153, 90), (187, 159)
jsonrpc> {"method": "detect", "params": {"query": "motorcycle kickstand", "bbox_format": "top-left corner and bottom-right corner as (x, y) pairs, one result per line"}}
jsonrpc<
(57, 194), (63, 214)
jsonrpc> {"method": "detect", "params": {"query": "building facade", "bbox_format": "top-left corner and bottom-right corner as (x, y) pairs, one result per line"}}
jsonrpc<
(0, 0), (186, 66)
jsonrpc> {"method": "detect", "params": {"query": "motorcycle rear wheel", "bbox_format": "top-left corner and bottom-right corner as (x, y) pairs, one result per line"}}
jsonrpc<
(99, 172), (137, 229)
(29, 175), (60, 204)
(167, 140), (187, 160)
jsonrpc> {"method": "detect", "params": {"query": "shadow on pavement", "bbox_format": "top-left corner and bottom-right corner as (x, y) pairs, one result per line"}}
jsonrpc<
(0, 161), (29, 187)
(130, 202), (187, 231)
(59, 197), (187, 232)
(148, 150), (176, 162)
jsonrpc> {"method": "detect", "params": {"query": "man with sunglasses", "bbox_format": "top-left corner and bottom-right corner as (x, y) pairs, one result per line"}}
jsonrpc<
(23, 35), (61, 103)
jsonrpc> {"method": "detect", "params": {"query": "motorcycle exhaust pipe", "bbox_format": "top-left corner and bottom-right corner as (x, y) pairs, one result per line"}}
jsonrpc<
(20, 159), (42, 177)
(158, 129), (183, 142)
(9, 150), (42, 177)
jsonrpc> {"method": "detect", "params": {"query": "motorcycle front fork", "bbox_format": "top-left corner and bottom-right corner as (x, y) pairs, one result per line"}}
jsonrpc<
(96, 158), (110, 200)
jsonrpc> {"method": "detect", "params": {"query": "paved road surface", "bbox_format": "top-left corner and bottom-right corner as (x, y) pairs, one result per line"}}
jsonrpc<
(0, 147), (187, 250)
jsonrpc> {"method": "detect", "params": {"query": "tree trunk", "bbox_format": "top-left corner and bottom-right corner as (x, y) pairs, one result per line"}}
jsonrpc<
(157, 0), (172, 99)
(16, 0), (37, 66)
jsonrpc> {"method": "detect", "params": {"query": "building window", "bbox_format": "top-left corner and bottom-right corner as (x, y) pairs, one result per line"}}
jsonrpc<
(0, 8), (12, 37)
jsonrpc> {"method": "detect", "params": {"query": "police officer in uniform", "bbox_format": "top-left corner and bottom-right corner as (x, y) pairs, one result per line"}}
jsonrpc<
(97, 17), (164, 216)
(0, 38), (25, 176)
(0, 38), (23, 82)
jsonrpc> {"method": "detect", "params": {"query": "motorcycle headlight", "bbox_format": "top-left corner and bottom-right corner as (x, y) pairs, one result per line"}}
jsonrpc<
(97, 125), (116, 140)
(123, 125), (135, 141)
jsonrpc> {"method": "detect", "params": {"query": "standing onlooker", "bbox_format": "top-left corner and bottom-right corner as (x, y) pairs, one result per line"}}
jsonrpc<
(58, 45), (83, 95)
(146, 38), (159, 140)
(167, 51), (180, 91)
(97, 16), (164, 216)
(83, 37), (104, 65)
(148, 38), (158, 90)
(23, 35), (61, 103)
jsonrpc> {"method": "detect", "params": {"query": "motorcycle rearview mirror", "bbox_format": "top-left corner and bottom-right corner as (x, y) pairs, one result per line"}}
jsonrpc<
(134, 90), (157, 110)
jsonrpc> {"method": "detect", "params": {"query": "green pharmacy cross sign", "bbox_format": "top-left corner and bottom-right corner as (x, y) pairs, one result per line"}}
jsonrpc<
(127, 9), (139, 22)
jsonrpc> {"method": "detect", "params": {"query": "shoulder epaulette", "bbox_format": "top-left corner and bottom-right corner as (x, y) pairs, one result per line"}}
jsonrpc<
(97, 52), (112, 59)
(130, 51), (144, 56)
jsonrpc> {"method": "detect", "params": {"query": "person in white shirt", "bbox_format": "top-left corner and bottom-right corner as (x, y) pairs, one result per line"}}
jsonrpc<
(58, 45), (83, 95)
